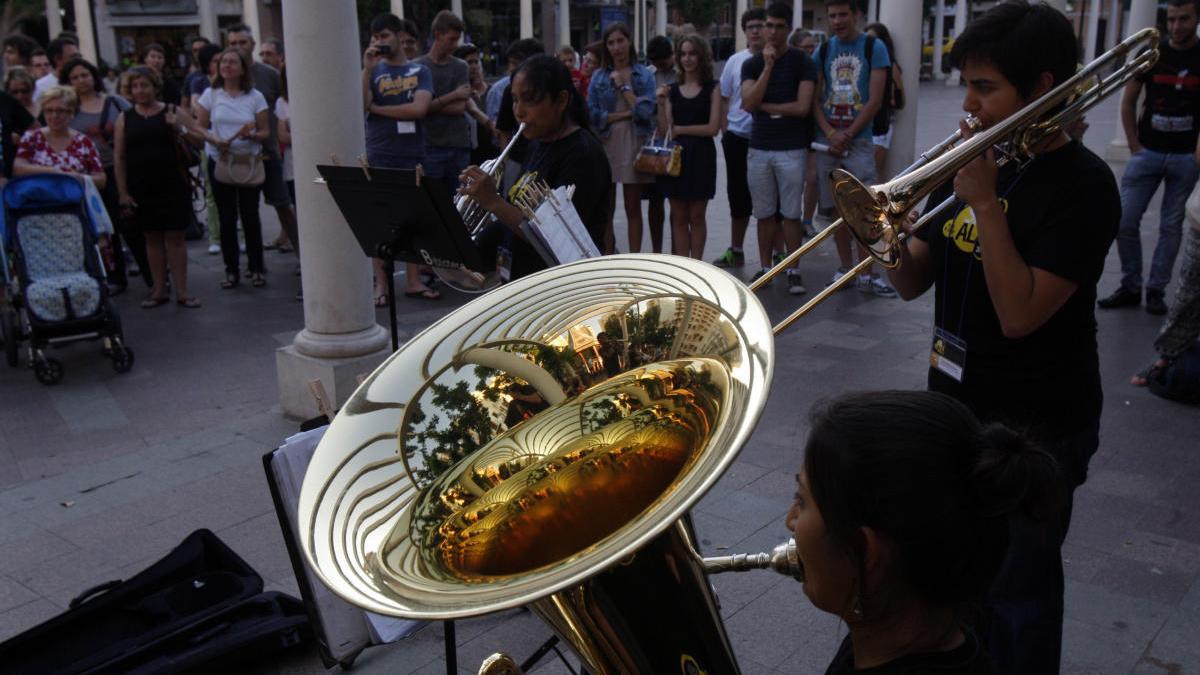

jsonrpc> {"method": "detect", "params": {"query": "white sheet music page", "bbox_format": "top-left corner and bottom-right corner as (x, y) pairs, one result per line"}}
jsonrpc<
(527, 185), (600, 265)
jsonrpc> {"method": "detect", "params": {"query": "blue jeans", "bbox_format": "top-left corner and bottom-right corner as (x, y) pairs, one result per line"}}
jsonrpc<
(1117, 149), (1200, 292)
(423, 146), (471, 182)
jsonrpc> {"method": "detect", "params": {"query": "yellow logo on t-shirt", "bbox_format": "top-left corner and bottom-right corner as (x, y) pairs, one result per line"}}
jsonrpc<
(375, 72), (419, 100)
(941, 198), (1008, 260)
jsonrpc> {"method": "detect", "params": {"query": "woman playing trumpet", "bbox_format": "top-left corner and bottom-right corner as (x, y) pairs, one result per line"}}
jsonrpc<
(458, 55), (611, 281)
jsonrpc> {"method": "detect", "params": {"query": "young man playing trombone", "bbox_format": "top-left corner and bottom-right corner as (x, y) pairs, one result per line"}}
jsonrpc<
(885, 3), (1119, 673)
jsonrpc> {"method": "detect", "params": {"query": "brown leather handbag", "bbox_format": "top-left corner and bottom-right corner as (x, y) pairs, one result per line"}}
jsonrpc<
(634, 128), (682, 177)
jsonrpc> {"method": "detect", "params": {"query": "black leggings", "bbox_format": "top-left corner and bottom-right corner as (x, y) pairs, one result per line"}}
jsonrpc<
(207, 157), (265, 276)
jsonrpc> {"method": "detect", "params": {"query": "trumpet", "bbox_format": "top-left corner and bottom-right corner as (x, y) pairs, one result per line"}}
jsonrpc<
(751, 27), (1161, 335)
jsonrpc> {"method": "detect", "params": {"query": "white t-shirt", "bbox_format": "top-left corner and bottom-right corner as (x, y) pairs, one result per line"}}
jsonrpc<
(274, 97), (294, 182)
(197, 87), (268, 159)
(33, 73), (58, 104)
(720, 49), (755, 139)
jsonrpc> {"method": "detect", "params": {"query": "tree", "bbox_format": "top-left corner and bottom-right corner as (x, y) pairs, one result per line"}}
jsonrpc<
(675, 0), (721, 31)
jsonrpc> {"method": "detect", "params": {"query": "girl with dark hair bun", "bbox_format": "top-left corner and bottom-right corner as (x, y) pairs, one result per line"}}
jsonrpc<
(459, 54), (611, 280)
(788, 390), (1058, 674)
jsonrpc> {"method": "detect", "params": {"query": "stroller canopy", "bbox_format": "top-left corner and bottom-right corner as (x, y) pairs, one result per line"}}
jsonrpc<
(1, 174), (107, 245)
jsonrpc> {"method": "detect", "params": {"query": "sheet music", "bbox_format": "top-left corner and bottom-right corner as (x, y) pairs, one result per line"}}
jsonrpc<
(522, 185), (600, 265)
(271, 428), (425, 659)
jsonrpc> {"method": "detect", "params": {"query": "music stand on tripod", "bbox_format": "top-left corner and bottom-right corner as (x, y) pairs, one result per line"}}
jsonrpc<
(316, 164), (482, 351)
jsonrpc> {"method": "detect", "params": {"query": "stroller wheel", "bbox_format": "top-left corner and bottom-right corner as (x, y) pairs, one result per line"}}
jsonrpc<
(112, 347), (135, 374)
(0, 309), (18, 368)
(34, 357), (64, 385)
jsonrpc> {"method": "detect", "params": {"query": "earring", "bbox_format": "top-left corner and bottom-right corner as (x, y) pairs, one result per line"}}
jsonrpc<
(852, 594), (864, 619)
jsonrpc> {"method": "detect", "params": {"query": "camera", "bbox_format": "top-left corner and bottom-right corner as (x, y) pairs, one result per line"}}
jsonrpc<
(374, 43), (392, 57)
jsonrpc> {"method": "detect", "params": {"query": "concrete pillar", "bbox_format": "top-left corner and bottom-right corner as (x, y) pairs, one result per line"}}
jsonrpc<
(452, 0), (463, 21)
(198, 0), (220, 42)
(46, 0), (63, 40)
(390, 0), (404, 20)
(1085, 0), (1103, 63)
(932, 0), (945, 80)
(1106, 0), (1158, 161)
(879, 0), (922, 179)
(520, 0), (534, 39)
(735, 0), (747, 52)
(1106, 0), (1121, 54)
(793, 0), (802, 32)
(1043, 0), (1067, 12)
(242, 0), (262, 48)
(277, 1), (390, 419)
(94, 5), (117, 66)
(71, 0), (97, 64)
(558, 0), (570, 47)
(946, 0), (968, 87)
(656, 0), (667, 37)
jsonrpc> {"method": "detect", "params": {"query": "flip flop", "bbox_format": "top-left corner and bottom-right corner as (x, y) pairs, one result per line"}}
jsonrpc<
(141, 296), (169, 309)
(404, 288), (441, 301)
(176, 297), (202, 309)
(1131, 359), (1168, 387)
(374, 293), (389, 307)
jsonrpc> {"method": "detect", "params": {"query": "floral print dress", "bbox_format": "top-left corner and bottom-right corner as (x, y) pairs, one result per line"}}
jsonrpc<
(15, 128), (103, 175)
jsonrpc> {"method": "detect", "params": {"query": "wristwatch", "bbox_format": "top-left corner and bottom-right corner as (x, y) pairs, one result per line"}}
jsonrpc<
(619, 84), (632, 93)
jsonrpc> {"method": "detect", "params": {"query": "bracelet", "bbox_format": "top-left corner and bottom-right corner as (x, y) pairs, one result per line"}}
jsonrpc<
(619, 84), (632, 93)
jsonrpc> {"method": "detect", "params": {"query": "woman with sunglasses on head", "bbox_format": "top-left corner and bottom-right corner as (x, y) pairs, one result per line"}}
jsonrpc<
(459, 55), (611, 281)
(787, 390), (1058, 674)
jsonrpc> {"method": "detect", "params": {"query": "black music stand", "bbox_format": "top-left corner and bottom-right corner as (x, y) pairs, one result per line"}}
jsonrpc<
(316, 164), (483, 351)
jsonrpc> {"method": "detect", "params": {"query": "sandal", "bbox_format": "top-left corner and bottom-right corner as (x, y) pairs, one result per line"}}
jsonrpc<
(374, 293), (390, 307)
(250, 273), (266, 287)
(141, 295), (169, 309)
(221, 274), (239, 289)
(176, 297), (202, 309)
(404, 288), (441, 301)
(1132, 359), (1169, 387)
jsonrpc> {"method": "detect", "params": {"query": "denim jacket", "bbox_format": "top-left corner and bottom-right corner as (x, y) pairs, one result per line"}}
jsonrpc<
(587, 64), (656, 139)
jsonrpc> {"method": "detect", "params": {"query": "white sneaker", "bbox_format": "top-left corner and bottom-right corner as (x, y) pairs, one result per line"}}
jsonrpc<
(207, 243), (220, 255)
(868, 276), (897, 297)
(786, 270), (806, 295)
(856, 275), (872, 293)
(828, 267), (852, 290)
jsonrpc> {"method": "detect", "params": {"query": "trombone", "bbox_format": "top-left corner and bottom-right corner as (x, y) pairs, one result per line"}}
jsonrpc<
(750, 27), (1161, 337)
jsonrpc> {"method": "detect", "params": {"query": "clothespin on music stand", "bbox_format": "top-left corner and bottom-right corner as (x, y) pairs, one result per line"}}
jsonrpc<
(307, 379), (336, 420)
(414, 163), (423, 186)
(357, 155), (372, 182)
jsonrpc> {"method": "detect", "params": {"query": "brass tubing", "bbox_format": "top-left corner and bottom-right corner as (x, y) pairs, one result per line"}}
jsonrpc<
(772, 255), (876, 336)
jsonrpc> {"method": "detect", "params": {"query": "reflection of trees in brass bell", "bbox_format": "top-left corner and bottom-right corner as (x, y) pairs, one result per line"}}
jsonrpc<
(409, 358), (728, 582)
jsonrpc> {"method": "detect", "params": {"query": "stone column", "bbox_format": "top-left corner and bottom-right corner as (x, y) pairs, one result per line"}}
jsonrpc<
(277, 1), (391, 419)
(946, 0), (968, 87)
(735, 0), (747, 52)
(71, 0), (97, 63)
(198, 0), (220, 42)
(932, 0), (945, 80)
(242, 0), (262, 47)
(520, 0), (534, 39)
(1084, 0), (1103, 62)
(1106, 0), (1121, 53)
(879, 0), (922, 178)
(1043, 0), (1067, 12)
(656, 0), (667, 37)
(558, 0), (570, 47)
(390, 0), (404, 19)
(1105, 0), (1157, 162)
(46, 0), (63, 40)
(792, 0), (802, 32)
(452, 0), (463, 21)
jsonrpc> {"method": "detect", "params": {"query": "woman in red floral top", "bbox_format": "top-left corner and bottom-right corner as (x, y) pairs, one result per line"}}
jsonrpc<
(13, 85), (106, 188)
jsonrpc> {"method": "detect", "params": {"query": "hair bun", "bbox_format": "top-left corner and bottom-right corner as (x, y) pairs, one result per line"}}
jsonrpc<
(970, 423), (1061, 521)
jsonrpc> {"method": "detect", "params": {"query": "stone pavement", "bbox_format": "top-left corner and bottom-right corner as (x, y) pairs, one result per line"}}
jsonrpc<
(0, 81), (1197, 675)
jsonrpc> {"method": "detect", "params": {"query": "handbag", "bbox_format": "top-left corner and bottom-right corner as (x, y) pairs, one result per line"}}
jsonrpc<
(634, 128), (682, 177)
(214, 149), (265, 187)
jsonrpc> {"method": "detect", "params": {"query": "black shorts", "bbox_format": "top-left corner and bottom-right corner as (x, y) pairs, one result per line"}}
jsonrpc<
(721, 133), (752, 219)
(262, 157), (290, 207)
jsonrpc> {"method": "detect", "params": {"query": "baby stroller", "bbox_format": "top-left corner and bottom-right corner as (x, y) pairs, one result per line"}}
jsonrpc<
(0, 174), (133, 384)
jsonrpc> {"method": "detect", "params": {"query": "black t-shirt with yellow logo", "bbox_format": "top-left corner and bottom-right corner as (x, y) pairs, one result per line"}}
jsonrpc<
(915, 140), (1118, 439)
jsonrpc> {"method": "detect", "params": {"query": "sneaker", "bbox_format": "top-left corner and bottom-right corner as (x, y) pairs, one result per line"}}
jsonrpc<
(1146, 289), (1167, 316)
(856, 275), (872, 292)
(712, 247), (745, 268)
(1097, 285), (1140, 309)
(772, 251), (787, 267)
(207, 243), (220, 255)
(786, 270), (806, 295)
(828, 267), (852, 290)
(868, 276), (897, 297)
(749, 267), (772, 286)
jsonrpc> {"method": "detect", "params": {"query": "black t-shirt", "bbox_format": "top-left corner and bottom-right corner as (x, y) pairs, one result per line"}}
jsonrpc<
(1136, 37), (1200, 153)
(915, 140), (1118, 439)
(740, 47), (817, 150)
(824, 630), (997, 675)
(475, 126), (611, 279)
(0, 91), (35, 178)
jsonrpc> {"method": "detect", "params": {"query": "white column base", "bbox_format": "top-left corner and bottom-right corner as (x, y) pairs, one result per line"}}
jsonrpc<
(1105, 139), (1131, 163)
(276, 342), (392, 420)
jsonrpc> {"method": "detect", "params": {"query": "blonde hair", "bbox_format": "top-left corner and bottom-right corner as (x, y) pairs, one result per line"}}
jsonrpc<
(38, 84), (78, 112)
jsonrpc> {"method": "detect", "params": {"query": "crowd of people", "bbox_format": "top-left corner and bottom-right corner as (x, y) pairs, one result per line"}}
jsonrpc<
(2, 1), (1200, 673)
(2, 23), (298, 308)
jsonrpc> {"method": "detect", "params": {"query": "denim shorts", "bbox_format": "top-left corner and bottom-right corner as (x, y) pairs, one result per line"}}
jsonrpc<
(747, 148), (807, 221)
(816, 139), (877, 212)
